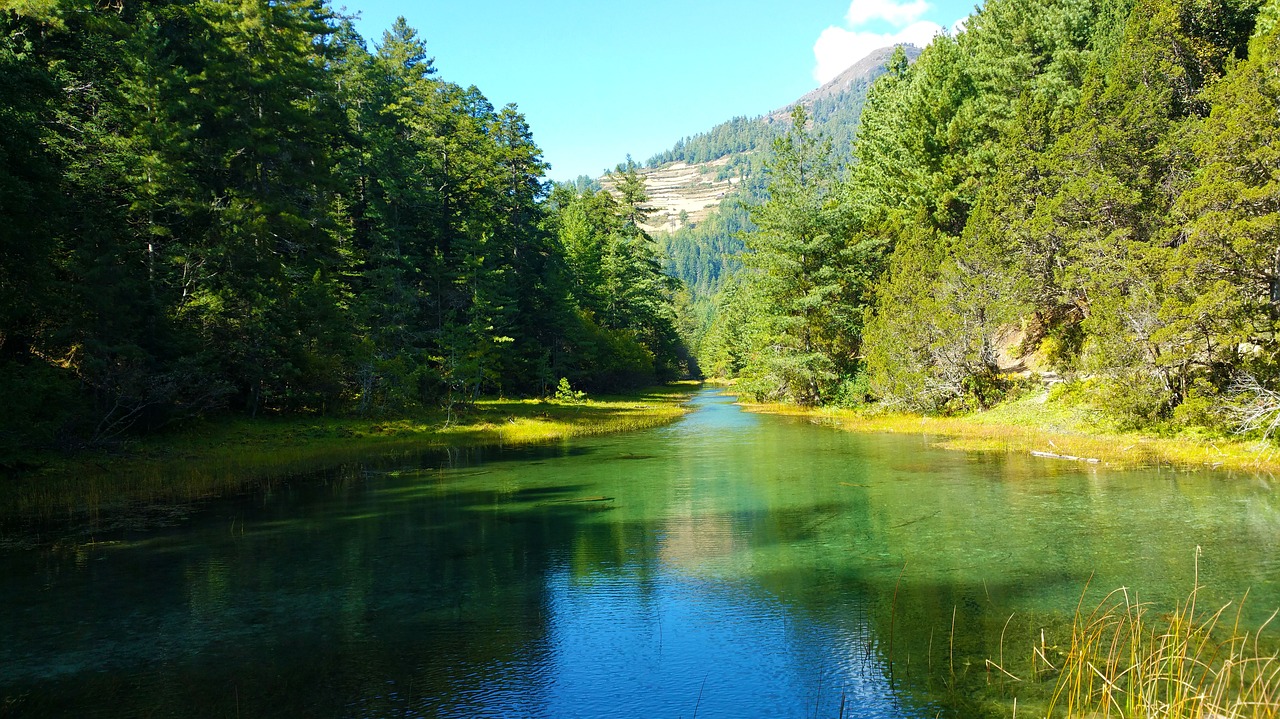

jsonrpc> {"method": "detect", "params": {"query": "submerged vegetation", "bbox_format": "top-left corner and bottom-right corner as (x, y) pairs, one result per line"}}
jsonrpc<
(0, 385), (694, 527)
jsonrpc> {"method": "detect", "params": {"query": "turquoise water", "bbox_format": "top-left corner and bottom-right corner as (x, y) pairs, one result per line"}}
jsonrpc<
(2, 388), (1278, 717)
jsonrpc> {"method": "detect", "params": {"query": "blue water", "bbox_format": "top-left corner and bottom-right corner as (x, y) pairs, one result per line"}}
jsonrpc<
(2, 388), (1278, 717)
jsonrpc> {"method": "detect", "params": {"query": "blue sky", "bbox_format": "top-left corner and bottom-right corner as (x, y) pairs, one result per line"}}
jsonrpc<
(340, 0), (976, 181)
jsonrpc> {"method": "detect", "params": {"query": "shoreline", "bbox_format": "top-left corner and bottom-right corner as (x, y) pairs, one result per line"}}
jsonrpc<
(1, 384), (697, 529)
(738, 393), (1280, 476)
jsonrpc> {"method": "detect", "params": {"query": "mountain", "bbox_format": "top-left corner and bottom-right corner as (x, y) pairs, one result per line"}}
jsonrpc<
(593, 45), (925, 357)
(602, 44), (922, 234)
(769, 44), (920, 122)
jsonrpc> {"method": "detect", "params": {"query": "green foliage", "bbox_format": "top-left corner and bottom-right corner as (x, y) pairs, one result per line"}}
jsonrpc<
(0, 358), (85, 463)
(831, 371), (874, 409)
(554, 377), (587, 403)
(865, 205), (1031, 411)
(547, 171), (690, 388)
(0, 4), (687, 457)
(644, 47), (916, 174)
(803, 0), (1272, 426)
(716, 105), (886, 405)
(679, 0), (1273, 431)
(647, 115), (782, 168)
(658, 200), (751, 301)
(1037, 322), (1086, 373)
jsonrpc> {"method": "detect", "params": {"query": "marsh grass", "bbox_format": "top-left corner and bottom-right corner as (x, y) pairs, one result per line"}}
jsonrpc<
(741, 391), (1280, 474)
(1040, 571), (1280, 718)
(1, 385), (695, 527)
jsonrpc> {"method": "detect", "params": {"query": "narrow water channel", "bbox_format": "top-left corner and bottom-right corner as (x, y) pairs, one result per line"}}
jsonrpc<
(3, 388), (1278, 717)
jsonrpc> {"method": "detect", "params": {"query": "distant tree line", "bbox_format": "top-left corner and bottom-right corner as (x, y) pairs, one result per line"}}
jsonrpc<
(0, 0), (687, 460)
(644, 71), (883, 175)
(703, 0), (1280, 433)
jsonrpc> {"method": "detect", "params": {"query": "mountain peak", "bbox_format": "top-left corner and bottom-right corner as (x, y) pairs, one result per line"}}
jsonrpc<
(768, 44), (924, 122)
(604, 44), (924, 233)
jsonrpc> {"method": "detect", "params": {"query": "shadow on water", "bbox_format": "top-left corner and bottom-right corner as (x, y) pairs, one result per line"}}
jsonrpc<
(2, 387), (1279, 718)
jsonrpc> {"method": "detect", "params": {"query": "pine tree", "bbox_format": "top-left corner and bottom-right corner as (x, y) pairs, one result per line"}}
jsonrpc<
(738, 105), (859, 404)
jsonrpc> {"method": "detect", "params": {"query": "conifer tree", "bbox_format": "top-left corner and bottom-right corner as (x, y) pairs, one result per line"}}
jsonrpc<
(738, 105), (859, 404)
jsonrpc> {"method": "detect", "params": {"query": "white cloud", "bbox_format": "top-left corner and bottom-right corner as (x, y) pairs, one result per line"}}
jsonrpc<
(845, 0), (930, 26)
(812, 20), (942, 83)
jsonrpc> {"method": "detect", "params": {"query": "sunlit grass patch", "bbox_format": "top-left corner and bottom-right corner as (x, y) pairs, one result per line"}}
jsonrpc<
(1, 385), (695, 526)
(740, 391), (1280, 474)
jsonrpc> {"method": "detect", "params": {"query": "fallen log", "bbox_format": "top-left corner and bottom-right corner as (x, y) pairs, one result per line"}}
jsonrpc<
(1031, 450), (1101, 464)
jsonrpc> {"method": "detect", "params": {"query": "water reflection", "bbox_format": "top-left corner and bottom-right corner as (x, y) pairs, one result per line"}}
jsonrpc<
(1, 388), (1278, 717)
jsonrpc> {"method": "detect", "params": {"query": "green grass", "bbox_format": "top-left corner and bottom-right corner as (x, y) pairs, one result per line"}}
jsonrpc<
(1, 384), (697, 526)
(1036, 565), (1280, 718)
(742, 390), (1280, 474)
(971, 556), (1280, 718)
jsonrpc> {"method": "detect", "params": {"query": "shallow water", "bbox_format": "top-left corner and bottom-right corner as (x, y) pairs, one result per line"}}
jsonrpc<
(2, 388), (1278, 717)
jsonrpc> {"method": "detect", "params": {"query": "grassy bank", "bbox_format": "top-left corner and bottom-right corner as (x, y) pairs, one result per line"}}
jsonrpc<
(1, 384), (696, 526)
(742, 390), (1280, 474)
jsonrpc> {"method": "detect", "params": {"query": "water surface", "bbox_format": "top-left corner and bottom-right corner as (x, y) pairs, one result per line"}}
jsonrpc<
(3, 388), (1278, 717)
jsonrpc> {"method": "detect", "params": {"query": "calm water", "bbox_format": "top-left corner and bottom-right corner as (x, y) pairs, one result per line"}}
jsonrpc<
(3, 388), (1279, 718)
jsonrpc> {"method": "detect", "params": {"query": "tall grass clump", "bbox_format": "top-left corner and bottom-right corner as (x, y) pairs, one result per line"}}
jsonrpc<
(1045, 559), (1280, 718)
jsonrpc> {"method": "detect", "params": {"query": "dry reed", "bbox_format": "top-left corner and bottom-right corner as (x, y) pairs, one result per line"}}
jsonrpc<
(1043, 556), (1280, 718)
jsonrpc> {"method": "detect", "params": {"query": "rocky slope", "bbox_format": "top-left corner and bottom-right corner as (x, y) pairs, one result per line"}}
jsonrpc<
(604, 44), (921, 234)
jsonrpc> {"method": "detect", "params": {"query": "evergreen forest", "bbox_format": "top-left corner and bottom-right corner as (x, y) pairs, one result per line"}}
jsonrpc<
(5, 0), (1280, 460)
(704, 0), (1280, 433)
(0, 0), (688, 461)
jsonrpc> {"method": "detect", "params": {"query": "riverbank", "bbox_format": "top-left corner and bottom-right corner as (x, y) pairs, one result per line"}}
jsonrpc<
(742, 390), (1280, 475)
(1, 384), (697, 527)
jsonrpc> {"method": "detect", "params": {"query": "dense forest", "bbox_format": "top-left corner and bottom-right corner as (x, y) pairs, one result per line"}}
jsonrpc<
(707, 0), (1280, 431)
(649, 47), (922, 368)
(5, 0), (1278, 461)
(645, 51), (908, 183)
(0, 0), (687, 461)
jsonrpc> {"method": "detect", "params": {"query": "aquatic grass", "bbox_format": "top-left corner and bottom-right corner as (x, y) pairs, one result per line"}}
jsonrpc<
(1043, 589), (1280, 718)
(995, 556), (1280, 719)
(0, 385), (695, 527)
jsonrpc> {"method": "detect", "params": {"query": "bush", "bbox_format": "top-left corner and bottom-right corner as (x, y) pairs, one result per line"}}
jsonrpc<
(1095, 371), (1173, 430)
(832, 371), (874, 408)
(0, 358), (86, 465)
(1171, 379), (1223, 432)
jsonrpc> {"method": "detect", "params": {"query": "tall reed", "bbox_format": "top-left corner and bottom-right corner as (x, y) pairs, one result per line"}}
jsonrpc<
(1045, 560), (1280, 718)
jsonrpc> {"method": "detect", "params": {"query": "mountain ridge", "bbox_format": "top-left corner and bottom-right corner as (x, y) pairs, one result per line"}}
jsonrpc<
(766, 44), (921, 123)
(603, 44), (922, 234)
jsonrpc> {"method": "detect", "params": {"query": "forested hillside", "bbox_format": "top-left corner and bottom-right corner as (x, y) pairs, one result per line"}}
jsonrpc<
(645, 45), (921, 181)
(709, 0), (1280, 433)
(0, 0), (686, 460)
(645, 45), (923, 363)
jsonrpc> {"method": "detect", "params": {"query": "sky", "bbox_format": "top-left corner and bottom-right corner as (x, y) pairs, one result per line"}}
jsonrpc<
(340, 0), (977, 181)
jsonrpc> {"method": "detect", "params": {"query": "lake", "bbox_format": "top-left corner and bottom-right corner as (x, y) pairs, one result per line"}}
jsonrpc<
(3, 387), (1278, 717)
